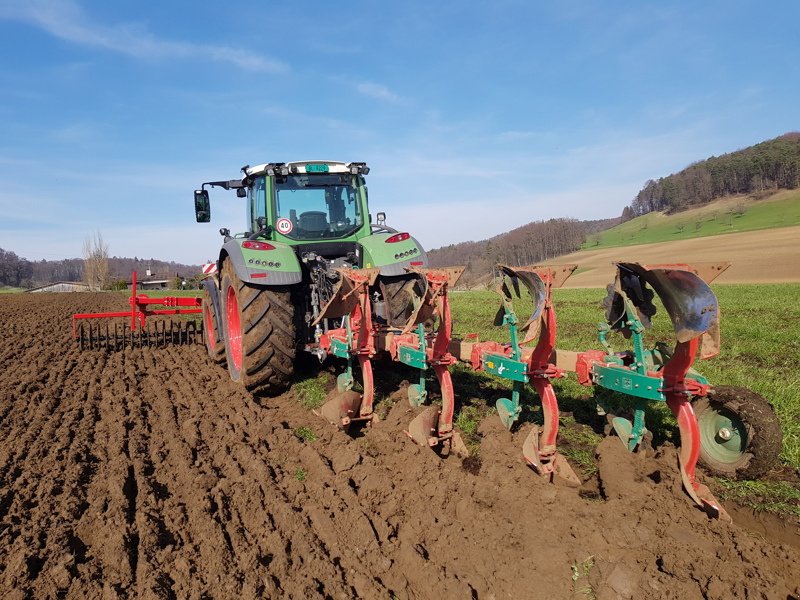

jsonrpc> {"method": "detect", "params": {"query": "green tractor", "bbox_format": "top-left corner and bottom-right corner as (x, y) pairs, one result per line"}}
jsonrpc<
(194, 160), (428, 396)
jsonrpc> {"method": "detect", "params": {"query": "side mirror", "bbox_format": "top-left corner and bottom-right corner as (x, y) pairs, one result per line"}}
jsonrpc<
(236, 188), (247, 198)
(194, 190), (211, 223)
(377, 212), (386, 226)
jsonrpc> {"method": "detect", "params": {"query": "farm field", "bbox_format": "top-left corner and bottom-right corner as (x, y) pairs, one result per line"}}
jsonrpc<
(552, 225), (800, 288)
(0, 291), (799, 599)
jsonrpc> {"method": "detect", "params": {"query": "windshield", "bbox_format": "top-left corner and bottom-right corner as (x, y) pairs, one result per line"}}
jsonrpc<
(274, 174), (363, 240)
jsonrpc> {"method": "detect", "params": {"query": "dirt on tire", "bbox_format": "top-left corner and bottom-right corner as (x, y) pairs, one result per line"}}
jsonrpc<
(1, 292), (799, 600)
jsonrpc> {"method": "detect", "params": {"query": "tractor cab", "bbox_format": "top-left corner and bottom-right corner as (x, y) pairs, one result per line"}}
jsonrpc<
(271, 171), (364, 241)
(194, 161), (372, 244)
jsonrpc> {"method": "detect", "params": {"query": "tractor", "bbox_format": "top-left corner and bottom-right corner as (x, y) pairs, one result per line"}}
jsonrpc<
(193, 161), (432, 403)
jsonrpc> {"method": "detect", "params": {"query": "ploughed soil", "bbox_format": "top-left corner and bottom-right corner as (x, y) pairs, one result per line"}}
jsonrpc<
(1, 293), (799, 600)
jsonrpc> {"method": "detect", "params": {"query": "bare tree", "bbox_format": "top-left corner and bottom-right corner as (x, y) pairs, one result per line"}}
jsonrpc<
(83, 231), (109, 291)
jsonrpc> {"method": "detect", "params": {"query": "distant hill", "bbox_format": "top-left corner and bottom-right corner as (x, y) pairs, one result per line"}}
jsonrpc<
(625, 132), (800, 218)
(427, 217), (620, 288)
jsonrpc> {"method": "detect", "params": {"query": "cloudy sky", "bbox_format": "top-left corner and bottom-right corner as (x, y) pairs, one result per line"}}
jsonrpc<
(0, 0), (797, 264)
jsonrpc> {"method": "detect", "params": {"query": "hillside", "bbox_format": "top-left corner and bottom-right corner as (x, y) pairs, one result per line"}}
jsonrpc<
(586, 188), (800, 249)
(627, 132), (800, 217)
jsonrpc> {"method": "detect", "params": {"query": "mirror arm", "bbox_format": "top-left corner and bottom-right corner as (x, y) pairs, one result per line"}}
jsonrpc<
(202, 179), (245, 191)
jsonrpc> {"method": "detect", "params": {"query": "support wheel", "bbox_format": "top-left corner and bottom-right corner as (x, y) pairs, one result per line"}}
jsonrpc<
(221, 260), (296, 395)
(693, 386), (782, 479)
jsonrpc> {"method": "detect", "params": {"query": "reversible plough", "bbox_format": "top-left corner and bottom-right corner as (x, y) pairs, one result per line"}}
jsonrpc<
(72, 271), (203, 349)
(313, 260), (781, 521)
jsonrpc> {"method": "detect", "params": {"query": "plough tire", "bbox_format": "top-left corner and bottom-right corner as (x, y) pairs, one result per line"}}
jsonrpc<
(694, 386), (783, 479)
(220, 260), (296, 396)
(203, 286), (226, 365)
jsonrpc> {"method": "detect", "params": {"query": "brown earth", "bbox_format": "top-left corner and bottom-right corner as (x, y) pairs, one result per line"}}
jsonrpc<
(1, 293), (799, 600)
(550, 225), (800, 288)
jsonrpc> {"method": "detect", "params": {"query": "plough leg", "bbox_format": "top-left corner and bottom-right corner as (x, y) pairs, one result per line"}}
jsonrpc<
(522, 376), (581, 487)
(404, 268), (468, 457)
(664, 339), (731, 521)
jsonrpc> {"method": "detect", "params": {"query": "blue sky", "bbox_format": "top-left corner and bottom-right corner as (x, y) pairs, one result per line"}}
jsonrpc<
(0, 0), (797, 264)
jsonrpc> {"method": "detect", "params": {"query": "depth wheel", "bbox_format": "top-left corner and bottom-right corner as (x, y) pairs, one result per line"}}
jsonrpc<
(202, 284), (226, 364)
(221, 260), (296, 395)
(693, 386), (783, 479)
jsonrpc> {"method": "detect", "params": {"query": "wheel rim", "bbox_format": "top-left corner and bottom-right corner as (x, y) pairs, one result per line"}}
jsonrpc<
(697, 405), (748, 464)
(226, 285), (242, 371)
(204, 304), (216, 352)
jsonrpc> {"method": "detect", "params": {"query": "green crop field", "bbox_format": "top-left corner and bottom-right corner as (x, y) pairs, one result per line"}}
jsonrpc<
(449, 284), (800, 473)
(584, 190), (800, 250)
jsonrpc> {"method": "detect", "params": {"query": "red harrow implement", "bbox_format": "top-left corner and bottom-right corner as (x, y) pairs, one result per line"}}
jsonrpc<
(72, 271), (203, 349)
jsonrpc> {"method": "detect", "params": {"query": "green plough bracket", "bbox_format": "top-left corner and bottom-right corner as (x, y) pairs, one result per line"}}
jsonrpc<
(483, 353), (529, 383)
(398, 345), (427, 370)
(330, 337), (350, 360)
(592, 364), (665, 402)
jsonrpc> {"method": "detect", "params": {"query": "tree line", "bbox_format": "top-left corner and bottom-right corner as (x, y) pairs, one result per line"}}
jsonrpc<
(0, 246), (201, 289)
(627, 132), (800, 217)
(428, 217), (618, 288)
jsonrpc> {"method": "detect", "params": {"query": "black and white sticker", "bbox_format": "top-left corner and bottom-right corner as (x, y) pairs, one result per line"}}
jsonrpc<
(276, 218), (293, 234)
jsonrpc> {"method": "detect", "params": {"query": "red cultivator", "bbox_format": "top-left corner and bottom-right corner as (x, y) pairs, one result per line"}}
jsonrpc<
(72, 271), (203, 349)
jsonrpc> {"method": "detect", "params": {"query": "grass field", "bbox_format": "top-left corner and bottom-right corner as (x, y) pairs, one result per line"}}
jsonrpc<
(584, 189), (800, 250)
(449, 284), (800, 471)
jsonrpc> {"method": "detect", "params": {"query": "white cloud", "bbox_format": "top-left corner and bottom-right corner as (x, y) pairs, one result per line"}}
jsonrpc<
(0, 0), (287, 73)
(356, 82), (402, 103)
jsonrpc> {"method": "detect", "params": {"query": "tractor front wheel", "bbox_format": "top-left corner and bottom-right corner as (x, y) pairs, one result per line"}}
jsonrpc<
(221, 260), (296, 395)
(693, 386), (782, 479)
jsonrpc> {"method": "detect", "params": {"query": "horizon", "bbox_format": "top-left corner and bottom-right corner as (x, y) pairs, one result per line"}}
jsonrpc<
(1, 0), (798, 263)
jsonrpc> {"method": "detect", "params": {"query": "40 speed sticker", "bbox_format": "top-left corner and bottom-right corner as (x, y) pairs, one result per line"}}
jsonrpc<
(276, 218), (293, 234)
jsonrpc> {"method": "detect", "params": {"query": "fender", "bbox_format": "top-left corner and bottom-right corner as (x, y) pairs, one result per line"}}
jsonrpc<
(359, 233), (429, 276)
(220, 238), (303, 285)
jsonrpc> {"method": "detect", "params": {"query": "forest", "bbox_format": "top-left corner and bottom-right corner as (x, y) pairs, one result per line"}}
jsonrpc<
(626, 132), (800, 217)
(428, 217), (617, 287)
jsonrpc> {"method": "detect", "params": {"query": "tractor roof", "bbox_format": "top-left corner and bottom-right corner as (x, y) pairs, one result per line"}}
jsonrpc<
(244, 161), (368, 178)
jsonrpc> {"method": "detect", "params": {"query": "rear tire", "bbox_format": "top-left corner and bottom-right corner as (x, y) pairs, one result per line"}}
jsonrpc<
(202, 284), (226, 365)
(221, 260), (296, 395)
(693, 386), (783, 479)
